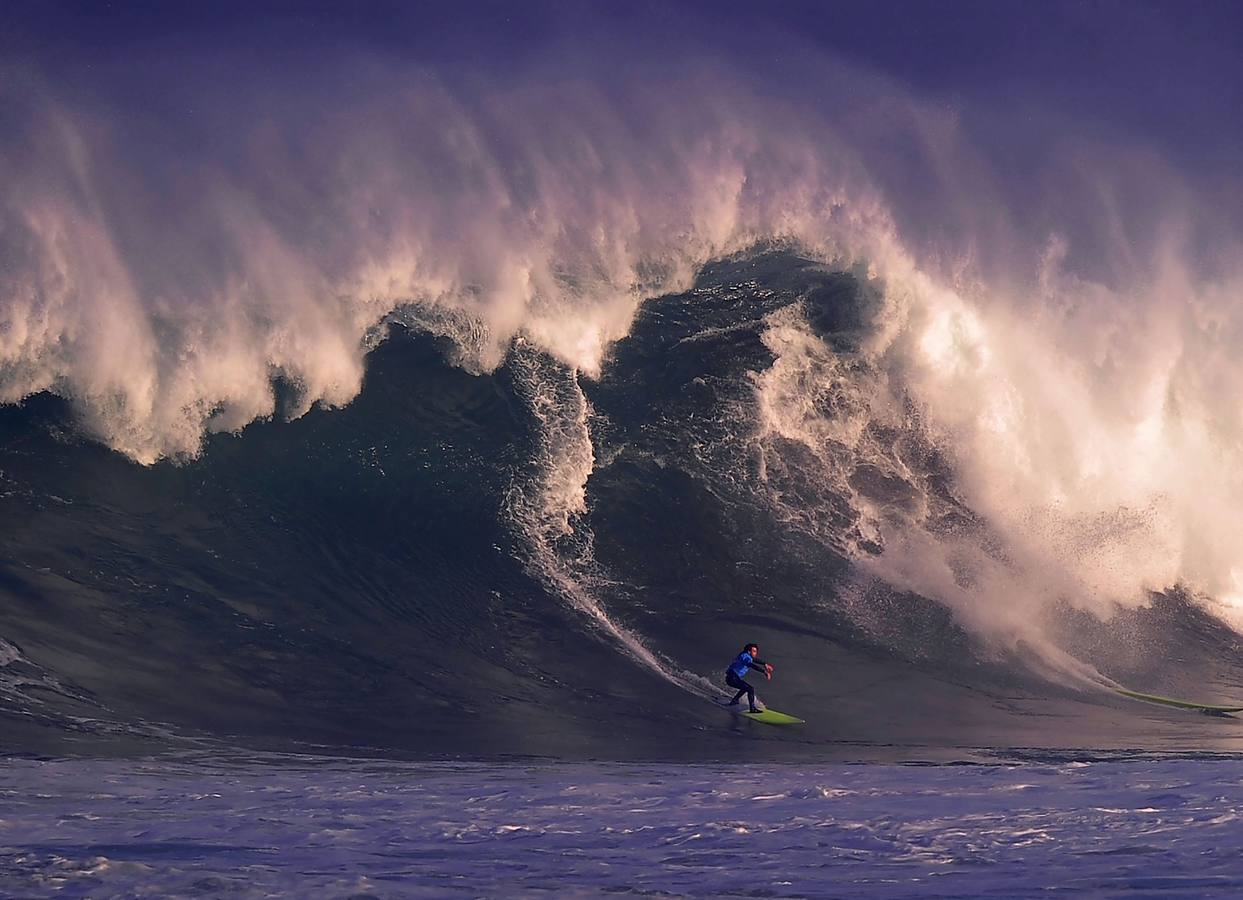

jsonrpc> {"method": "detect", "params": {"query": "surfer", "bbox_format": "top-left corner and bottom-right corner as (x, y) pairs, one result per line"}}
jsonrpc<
(725, 643), (773, 713)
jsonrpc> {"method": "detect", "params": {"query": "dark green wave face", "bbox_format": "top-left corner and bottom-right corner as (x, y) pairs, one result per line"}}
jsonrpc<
(3, 250), (1243, 761)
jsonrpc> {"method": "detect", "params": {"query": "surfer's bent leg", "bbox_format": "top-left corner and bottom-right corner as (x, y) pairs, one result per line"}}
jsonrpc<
(725, 671), (756, 710)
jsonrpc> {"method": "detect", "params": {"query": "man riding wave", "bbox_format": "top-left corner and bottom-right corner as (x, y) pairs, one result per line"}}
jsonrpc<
(725, 642), (773, 713)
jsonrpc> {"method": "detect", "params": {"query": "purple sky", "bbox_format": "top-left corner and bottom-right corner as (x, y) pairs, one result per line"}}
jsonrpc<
(4, 0), (1240, 172)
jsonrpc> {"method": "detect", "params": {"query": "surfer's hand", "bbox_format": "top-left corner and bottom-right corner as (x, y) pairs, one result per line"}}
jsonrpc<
(765, 664), (774, 679)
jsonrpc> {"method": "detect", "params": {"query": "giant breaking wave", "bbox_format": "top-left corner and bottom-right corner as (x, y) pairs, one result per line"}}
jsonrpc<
(2, 37), (1243, 757)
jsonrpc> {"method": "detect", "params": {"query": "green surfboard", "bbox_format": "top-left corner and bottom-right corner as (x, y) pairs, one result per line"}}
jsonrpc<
(1115, 687), (1243, 715)
(714, 697), (804, 725)
(741, 707), (805, 725)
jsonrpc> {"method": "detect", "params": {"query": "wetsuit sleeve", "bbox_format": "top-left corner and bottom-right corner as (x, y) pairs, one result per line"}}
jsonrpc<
(747, 659), (769, 671)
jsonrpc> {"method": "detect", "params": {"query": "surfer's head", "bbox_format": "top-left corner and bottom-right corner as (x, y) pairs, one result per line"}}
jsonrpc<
(743, 643), (758, 656)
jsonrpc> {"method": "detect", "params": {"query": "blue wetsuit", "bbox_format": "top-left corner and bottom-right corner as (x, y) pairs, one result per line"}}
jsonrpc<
(724, 651), (768, 710)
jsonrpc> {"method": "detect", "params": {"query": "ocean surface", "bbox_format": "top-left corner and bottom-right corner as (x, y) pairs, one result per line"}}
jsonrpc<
(6, 754), (1243, 897)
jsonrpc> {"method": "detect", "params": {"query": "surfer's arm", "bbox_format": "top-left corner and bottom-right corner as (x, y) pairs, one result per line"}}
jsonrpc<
(748, 659), (775, 678)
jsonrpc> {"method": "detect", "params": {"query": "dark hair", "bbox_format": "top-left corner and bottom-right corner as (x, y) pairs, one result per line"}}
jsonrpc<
(743, 643), (758, 654)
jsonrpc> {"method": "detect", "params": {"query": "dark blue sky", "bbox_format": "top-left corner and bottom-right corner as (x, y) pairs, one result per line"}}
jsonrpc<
(5, 4), (1239, 109)
(4, 1), (1241, 181)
